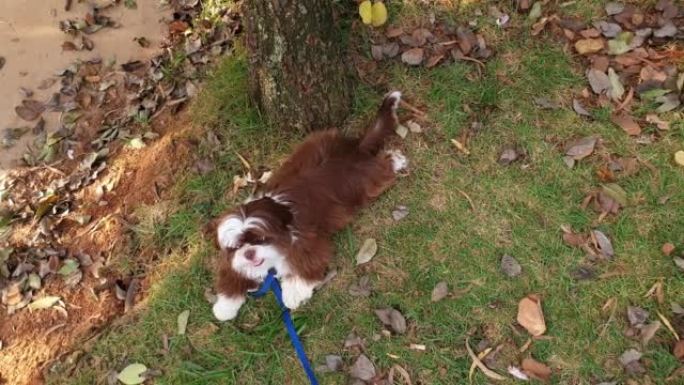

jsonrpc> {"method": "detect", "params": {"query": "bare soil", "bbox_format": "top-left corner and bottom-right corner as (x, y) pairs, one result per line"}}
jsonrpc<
(0, 0), (170, 169)
(0, 112), (199, 385)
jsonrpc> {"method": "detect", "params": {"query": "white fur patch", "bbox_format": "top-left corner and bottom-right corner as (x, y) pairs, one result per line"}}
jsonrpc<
(212, 294), (245, 321)
(216, 215), (266, 249)
(387, 150), (408, 173)
(231, 244), (289, 281)
(387, 91), (402, 111)
(281, 276), (318, 310)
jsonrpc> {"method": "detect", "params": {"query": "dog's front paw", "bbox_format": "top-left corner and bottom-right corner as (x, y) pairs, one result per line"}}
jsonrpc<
(281, 277), (316, 310)
(387, 150), (408, 173)
(212, 294), (245, 321)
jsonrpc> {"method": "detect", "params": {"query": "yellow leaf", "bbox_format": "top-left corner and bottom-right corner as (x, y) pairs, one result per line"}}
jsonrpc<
(359, 0), (372, 25)
(371, 2), (388, 27)
(675, 150), (684, 167)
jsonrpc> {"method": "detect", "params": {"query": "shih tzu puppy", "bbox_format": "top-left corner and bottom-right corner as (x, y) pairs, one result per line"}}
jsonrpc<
(208, 91), (407, 321)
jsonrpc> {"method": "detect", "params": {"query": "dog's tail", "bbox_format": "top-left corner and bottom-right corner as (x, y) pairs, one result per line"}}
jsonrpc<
(359, 91), (401, 155)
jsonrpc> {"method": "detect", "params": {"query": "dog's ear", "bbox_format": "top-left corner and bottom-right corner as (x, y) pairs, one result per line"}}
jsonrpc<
(202, 218), (220, 249)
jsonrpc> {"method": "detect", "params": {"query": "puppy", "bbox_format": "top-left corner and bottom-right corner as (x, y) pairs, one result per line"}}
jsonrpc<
(208, 91), (407, 321)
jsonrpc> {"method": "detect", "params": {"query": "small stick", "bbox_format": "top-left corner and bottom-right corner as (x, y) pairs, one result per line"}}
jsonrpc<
(399, 99), (426, 117)
(457, 188), (476, 211)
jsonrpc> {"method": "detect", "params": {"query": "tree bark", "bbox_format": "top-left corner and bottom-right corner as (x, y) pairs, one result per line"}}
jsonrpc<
(245, 0), (353, 132)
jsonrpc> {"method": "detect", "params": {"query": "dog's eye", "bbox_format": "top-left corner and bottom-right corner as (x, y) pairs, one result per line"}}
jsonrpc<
(253, 236), (268, 245)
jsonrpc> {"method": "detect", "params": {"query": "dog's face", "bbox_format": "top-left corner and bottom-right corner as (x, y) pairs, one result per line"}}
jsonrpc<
(211, 196), (293, 280)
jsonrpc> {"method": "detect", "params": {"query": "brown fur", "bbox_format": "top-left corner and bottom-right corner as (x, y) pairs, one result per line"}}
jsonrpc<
(211, 93), (401, 298)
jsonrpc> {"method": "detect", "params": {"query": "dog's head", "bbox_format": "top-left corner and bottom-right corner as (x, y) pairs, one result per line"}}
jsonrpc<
(208, 196), (294, 280)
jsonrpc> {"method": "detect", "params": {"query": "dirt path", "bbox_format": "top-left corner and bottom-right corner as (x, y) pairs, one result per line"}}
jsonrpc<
(0, 0), (170, 170)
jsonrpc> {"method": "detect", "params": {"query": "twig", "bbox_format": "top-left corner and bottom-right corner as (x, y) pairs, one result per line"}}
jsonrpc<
(399, 100), (426, 117)
(457, 189), (476, 211)
(615, 87), (634, 111)
(598, 302), (617, 338)
(465, 337), (507, 381)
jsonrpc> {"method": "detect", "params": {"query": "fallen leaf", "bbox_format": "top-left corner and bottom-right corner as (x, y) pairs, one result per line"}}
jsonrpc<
(117, 363), (148, 385)
(607, 68), (624, 101)
(640, 321), (661, 346)
(562, 226), (587, 247)
(592, 230), (614, 259)
(587, 69), (611, 94)
(28, 296), (60, 310)
(388, 364), (413, 385)
(375, 308), (407, 334)
(498, 146), (520, 165)
(605, 2), (624, 15)
(344, 333), (365, 349)
(317, 354), (343, 373)
(58, 259), (79, 276)
(371, 45), (383, 61)
(607, 38), (631, 55)
(431, 281), (448, 302)
(392, 205), (409, 221)
(565, 136), (597, 160)
(611, 113), (640, 136)
(571, 266), (596, 281)
(522, 357), (552, 381)
(674, 151), (684, 167)
(370, 1), (388, 27)
(628, 306), (649, 327)
(395, 124), (408, 139)
(674, 340), (684, 361)
(355, 238), (378, 265)
(671, 302), (684, 315)
(517, 294), (546, 336)
(528, 2), (542, 22)
(382, 42), (400, 58)
(572, 99), (591, 117)
(125, 278), (140, 313)
(534, 97), (560, 109)
(401, 48), (424, 66)
(177, 310), (190, 335)
(654, 22), (677, 38)
(508, 366), (530, 380)
(674, 257), (684, 271)
(601, 183), (627, 206)
(575, 38), (605, 55)
(350, 354), (376, 381)
(646, 114), (669, 130)
(359, 0), (372, 24)
(662, 243), (675, 256)
(501, 254), (522, 277)
(15, 100), (45, 121)
(620, 348), (642, 366)
(348, 275), (372, 297)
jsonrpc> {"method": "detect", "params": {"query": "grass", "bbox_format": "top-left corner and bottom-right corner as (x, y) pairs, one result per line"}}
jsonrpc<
(47, 2), (684, 384)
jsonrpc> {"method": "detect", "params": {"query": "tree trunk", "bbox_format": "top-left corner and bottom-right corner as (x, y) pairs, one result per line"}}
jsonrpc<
(245, 0), (353, 132)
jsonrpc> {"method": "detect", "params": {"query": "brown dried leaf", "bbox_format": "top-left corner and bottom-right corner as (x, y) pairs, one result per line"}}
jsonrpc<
(124, 278), (140, 313)
(572, 99), (591, 117)
(350, 354), (376, 381)
(646, 114), (669, 130)
(640, 321), (661, 346)
(674, 340), (684, 361)
(611, 113), (641, 136)
(15, 100), (45, 121)
(401, 48), (424, 66)
(565, 136), (597, 160)
(517, 294), (546, 336)
(386, 27), (404, 38)
(522, 358), (552, 381)
(575, 38), (605, 55)
(425, 54), (445, 68)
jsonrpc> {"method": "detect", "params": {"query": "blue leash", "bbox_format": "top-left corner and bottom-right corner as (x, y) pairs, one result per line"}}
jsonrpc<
(250, 270), (319, 385)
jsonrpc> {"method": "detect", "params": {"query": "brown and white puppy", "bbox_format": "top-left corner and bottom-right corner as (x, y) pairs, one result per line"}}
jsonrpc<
(208, 91), (407, 321)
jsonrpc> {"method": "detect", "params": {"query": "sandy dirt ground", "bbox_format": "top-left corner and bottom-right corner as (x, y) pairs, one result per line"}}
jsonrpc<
(0, 0), (170, 170)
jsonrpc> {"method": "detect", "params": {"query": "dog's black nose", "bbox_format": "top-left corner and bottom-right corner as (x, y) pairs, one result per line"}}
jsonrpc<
(244, 248), (256, 261)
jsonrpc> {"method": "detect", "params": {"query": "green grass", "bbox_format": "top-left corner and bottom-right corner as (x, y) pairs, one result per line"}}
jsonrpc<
(47, 2), (684, 384)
